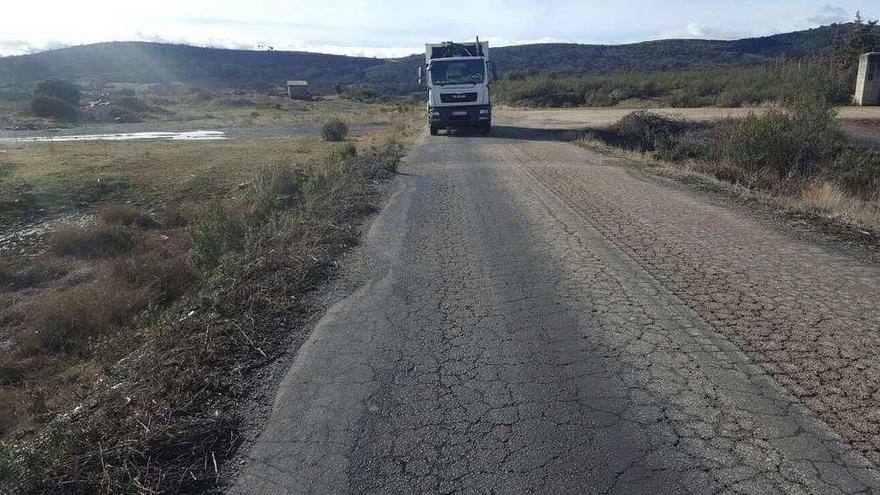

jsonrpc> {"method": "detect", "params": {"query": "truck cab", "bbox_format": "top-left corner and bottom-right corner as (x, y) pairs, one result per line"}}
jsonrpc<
(420, 40), (495, 135)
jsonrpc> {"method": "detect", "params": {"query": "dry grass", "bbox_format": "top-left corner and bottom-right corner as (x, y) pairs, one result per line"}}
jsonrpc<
(0, 388), (27, 436)
(0, 255), (10, 285)
(0, 108), (421, 493)
(794, 182), (880, 230)
(51, 224), (139, 258)
(0, 137), (348, 223)
(145, 93), (402, 130)
(578, 135), (880, 233)
(105, 246), (194, 304)
(23, 278), (152, 355)
(99, 203), (146, 227)
(577, 97), (880, 238)
(157, 203), (188, 228)
(2, 256), (69, 289)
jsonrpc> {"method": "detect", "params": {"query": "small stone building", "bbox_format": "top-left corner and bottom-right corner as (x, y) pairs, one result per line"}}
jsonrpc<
(854, 53), (880, 106)
(286, 80), (309, 100)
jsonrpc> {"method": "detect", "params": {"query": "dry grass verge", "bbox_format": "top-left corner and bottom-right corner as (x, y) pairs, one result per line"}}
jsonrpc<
(0, 124), (413, 493)
(578, 96), (880, 235)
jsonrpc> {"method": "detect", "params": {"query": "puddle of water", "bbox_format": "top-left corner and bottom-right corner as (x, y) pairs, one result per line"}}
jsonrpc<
(0, 130), (226, 143)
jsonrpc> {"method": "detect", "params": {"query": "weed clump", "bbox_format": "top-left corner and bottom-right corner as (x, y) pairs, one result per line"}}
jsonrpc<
(24, 279), (151, 355)
(51, 225), (139, 258)
(188, 201), (246, 269)
(0, 256), (10, 285)
(322, 118), (349, 141)
(106, 248), (195, 304)
(246, 164), (304, 218)
(832, 148), (880, 200)
(2, 256), (69, 289)
(99, 204), (157, 229)
(609, 111), (688, 153)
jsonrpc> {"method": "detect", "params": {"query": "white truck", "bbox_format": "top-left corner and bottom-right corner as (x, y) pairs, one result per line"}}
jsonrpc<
(419, 39), (496, 135)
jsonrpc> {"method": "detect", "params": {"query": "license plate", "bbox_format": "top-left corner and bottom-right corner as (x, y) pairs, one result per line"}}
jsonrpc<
(452, 111), (467, 116)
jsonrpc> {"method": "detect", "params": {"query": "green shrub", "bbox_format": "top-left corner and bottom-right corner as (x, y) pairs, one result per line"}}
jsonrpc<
(328, 142), (358, 164)
(343, 85), (380, 102)
(188, 201), (246, 269)
(784, 92), (842, 166)
(611, 112), (687, 153)
(718, 110), (798, 175)
(322, 119), (349, 141)
(718, 93), (841, 177)
(245, 164), (304, 218)
(832, 148), (880, 199)
(30, 96), (79, 121)
(34, 79), (81, 106)
(664, 127), (721, 162)
(495, 62), (855, 108)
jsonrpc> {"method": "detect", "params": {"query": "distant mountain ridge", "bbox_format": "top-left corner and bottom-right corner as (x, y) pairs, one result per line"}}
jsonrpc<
(0, 24), (868, 94)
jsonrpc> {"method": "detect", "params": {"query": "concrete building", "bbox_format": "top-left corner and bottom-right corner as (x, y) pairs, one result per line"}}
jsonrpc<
(854, 53), (880, 106)
(286, 80), (309, 100)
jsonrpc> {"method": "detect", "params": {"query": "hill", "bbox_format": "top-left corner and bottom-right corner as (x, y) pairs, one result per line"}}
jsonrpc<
(365, 24), (859, 93)
(0, 24), (868, 95)
(0, 42), (382, 93)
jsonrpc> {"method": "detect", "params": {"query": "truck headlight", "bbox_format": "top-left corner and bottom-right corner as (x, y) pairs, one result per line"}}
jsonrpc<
(479, 109), (489, 114)
(430, 110), (440, 116)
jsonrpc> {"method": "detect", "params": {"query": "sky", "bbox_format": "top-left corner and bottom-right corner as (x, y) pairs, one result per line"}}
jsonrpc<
(1, 1), (878, 58)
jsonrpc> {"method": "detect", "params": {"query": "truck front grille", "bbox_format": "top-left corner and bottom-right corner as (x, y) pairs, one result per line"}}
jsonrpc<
(440, 92), (478, 103)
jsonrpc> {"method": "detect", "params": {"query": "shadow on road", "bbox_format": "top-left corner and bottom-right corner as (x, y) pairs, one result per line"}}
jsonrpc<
(440, 125), (586, 142)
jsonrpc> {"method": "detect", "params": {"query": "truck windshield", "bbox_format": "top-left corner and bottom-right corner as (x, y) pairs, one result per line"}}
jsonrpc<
(430, 60), (485, 85)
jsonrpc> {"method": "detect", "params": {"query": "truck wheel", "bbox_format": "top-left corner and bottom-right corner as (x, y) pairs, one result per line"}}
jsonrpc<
(430, 126), (439, 136)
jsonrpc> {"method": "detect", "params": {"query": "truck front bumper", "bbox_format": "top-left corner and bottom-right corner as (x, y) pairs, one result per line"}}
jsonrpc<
(428, 105), (491, 128)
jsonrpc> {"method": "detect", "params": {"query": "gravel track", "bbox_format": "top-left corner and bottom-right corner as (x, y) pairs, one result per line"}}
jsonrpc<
(233, 125), (880, 494)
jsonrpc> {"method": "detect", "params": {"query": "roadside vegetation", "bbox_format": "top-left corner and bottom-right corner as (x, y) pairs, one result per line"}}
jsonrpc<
(496, 63), (856, 108)
(0, 109), (418, 492)
(322, 118), (350, 141)
(0, 81), (409, 131)
(579, 91), (880, 231)
(496, 14), (877, 109)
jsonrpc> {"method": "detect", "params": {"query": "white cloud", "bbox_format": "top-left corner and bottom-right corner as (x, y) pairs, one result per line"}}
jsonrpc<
(0, 40), (69, 56)
(659, 23), (773, 41)
(807, 5), (850, 25)
(0, 1), (877, 58)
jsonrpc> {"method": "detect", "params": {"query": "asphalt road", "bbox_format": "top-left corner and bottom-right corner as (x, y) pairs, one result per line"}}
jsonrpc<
(234, 126), (880, 494)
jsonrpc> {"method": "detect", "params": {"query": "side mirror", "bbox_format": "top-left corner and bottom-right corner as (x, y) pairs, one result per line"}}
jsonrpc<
(418, 66), (424, 87)
(490, 61), (498, 83)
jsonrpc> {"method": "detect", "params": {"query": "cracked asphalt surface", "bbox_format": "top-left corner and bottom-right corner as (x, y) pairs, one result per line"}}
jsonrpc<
(234, 126), (880, 494)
